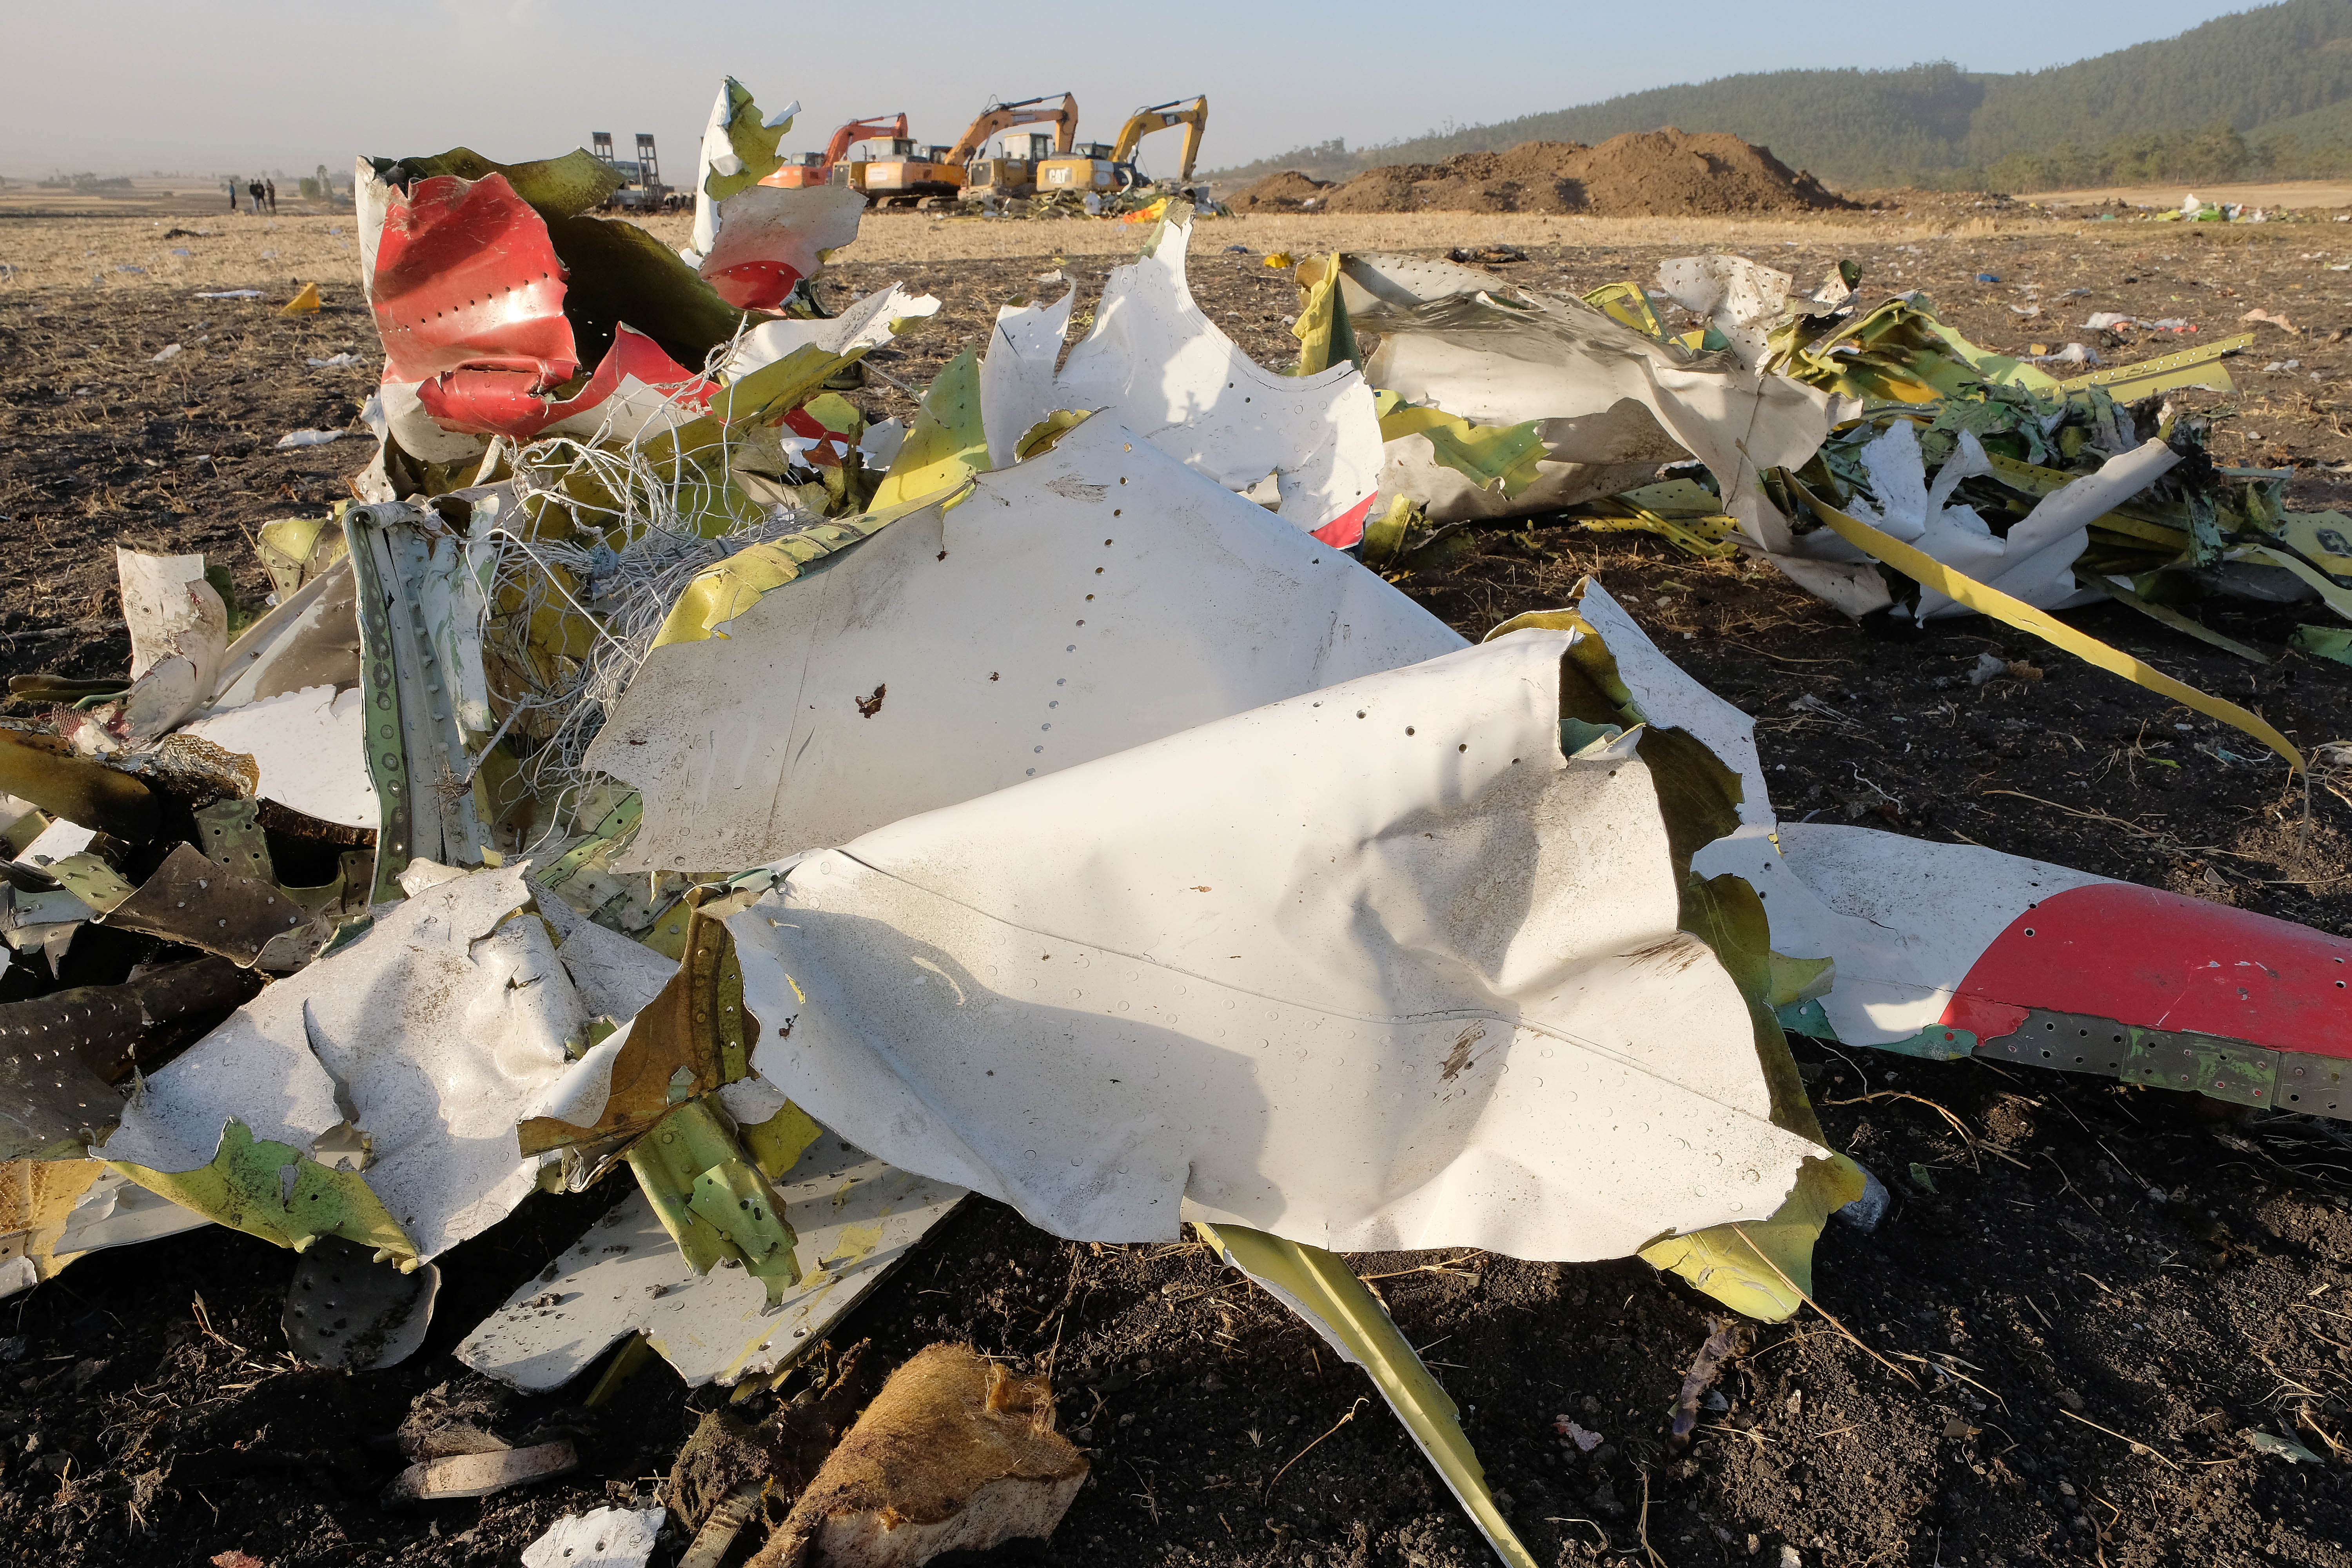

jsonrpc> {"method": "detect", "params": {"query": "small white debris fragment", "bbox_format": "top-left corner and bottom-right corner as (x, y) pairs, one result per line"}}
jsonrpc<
(274, 428), (343, 448)
(393, 1439), (577, 1500)
(520, 1504), (665, 1568)
(151, 343), (183, 363)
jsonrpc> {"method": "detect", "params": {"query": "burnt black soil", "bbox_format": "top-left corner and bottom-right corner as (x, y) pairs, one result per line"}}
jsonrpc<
(0, 225), (2347, 1568)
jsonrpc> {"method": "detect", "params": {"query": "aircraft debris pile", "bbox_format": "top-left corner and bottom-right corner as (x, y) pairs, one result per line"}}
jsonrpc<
(2, 76), (2346, 1568)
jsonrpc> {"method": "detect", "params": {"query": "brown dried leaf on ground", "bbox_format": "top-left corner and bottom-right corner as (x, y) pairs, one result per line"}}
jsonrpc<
(750, 1343), (1087, 1568)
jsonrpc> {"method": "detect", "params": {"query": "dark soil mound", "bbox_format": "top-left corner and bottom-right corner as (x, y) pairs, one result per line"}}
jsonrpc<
(1320, 129), (1851, 216)
(1228, 170), (1338, 212)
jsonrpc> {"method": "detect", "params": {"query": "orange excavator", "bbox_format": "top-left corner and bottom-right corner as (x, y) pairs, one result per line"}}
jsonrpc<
(951, 94), (1082, 207)
(760, 113), (907, 190)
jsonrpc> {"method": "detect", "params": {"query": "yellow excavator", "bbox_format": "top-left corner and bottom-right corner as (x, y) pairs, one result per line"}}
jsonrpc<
(954, 93), (1082, 206)
(1036, 96), (1207, 201)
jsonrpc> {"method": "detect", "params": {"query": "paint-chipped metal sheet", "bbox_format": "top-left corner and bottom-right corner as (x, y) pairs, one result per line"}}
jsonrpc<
(584, 414), (1461, 876)
(101, 866), (583, 1261)
(729, 631), (1821, 1259)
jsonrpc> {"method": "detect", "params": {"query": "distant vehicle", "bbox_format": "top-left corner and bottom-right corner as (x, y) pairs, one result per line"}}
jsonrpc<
(763, 114), (907, 191)
(592, 132), (682, 212)
(1037, 96), (1207, 200)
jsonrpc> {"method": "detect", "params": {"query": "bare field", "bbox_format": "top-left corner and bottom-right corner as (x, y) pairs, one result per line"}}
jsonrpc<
(0, 213), (366, 294)
(4, 211), (2352, 1568)
(0, 174), (344, 221)
(0, 206), (2044, 296)
(826, 208), (2011, 263)
(2032, 178), (2352, 209)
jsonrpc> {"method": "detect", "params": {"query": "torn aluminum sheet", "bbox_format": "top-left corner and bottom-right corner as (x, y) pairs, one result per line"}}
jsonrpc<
(728, 629), (1825, 1258)
(1569, 582), (2352, 1107)
(283, 1236), (441, 1369)
(359, 146), (743, 448)
(204, 553), (360, 711)
(1771, 421), (2184, 620)
(0, 1013), (120, 1161)
(534, 884), (679, 1022)
(100, 865), (586, 1262)
(1766, 824), (2352, 1114)
(689, 77), (796, 263)
(0, 1164), (213, 1297)
(522, 1506), (666, 1568)
(993, 210), (1383, 543)
(720, 284), (941, 381)
(0, 1160), (102, 1296)
(977, 286), (1076, 468)
(183, 686), (377, 829)
(583, 412), (1460, 877)
(1334, 252), (1512, 319)
(109, 548), (230, 746)
(1355, 265), (1834, 536)
(416, 326), (716, 444)
(523, 327), (718, 445)
(1653, 254), (1798, 372)
(0, 954), (256, 1085)
(458, 1125), (963, 1391)
(49, 1167), (209, 1254)
(15, 817), (93, 870)
(346, 501), (492, 898)
(369, 170), (575, 415)
(100, 843), (325, 970)
(0, 733), (156, 845)
(697, 182), (864, 311)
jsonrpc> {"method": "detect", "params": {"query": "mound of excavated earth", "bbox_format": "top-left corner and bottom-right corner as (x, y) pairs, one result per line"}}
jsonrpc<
(1230, 128), (1851, 216)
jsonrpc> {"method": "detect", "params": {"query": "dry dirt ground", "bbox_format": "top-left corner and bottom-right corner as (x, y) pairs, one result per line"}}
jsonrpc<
(0, 211), (2349, 1568)
(2026, 183), (2352, 213)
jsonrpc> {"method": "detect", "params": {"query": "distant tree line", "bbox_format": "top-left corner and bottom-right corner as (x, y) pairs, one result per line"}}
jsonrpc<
(1971, 121), (2352, 192)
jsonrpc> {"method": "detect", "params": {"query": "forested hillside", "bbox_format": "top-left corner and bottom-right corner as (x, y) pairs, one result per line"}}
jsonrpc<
(1212, 1), (2352, 192)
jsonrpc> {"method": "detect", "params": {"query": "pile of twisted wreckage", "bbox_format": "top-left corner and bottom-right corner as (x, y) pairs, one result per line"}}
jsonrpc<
(4, 77), (2351, 1568)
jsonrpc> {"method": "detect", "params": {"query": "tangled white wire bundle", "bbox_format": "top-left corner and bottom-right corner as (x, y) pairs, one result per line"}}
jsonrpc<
(459, 323), (839, 827)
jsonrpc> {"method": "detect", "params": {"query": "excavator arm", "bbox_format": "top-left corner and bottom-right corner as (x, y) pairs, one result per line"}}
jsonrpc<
(823, 114), (909, 172)
(1109, 96), (1207, 180)
(944, 94), (1079, 165)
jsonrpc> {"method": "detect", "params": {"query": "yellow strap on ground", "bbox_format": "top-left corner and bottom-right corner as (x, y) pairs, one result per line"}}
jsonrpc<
(1192, 1221), (1538, 1568)
(1788, 476), (2303, 772)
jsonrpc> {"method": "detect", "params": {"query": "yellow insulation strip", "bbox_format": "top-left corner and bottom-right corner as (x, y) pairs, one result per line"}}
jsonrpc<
(1788, 475), (2303, 771)
(1193, 1221), (1539, 1568)
(1290, 256), (1343, 377)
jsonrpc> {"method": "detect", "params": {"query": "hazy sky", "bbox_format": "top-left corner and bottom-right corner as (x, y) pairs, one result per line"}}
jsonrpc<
(1, 0), (2257, 178)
